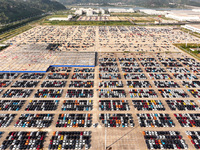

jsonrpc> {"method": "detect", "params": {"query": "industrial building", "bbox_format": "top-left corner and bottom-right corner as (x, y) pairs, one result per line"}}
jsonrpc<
(108, 8), (135, 13)
(182, 24), (200, 34)
(140, 9), (168, 15)
(49, 15), (73, 21)
(74, 8), (105, 16)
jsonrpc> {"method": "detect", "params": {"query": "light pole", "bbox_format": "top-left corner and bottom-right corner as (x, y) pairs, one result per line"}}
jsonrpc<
(185, 31), (188, 47)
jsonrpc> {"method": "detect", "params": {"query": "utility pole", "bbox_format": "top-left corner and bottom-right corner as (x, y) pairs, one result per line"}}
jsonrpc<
(105, 126), (107, 150)
(164, 50), (166, 59)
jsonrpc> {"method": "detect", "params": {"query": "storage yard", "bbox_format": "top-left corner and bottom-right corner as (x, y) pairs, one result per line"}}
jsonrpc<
(0, 24), (200, 149)
(0, 50), (199, 149)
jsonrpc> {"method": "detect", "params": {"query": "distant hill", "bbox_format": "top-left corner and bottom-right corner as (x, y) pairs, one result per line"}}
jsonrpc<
(0, 0), (66, 24)
(56, 0), (200, 7)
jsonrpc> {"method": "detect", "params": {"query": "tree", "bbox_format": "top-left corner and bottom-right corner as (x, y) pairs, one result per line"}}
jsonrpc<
(0, 13), (8, 24)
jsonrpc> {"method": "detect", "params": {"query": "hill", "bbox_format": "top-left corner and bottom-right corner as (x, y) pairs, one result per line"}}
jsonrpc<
(0, 0), (66, 24)
(56, 0), (200, 7)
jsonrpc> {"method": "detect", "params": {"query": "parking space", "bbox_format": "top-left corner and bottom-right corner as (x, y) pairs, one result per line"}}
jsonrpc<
(41, 81), (66, 88)
(182, 81), (200, 88)
(46, 73), (69, 79)
(0, 73), (19, 79)
(99, 89), (126, 98)
(99, 113), (134, 127)
(129, 89), (158, 98)
(99, 67), (119, 72)
(127, 81), (152, 88)
(124, 73), (147, 79)
(145, 67), (166, 73)
(137, 113), (175, 127)
(56, 114), (92, 128)
(72, 73), (94, 80)
(0, 51), (200, 149)
(154, 81), (180, 88)
(0, 81), (11, 88)
(120, 62), (140, 67)
(2, 89), (33, 98)
(66, 89), (93, 98)
(0, 131), (47, 149)
(48, 131), (91, 150)
(99, 73), (121, 79)
(166, 100), (200, 111)
(186, 131), (200, 149)
(0, 114), (16, 127)
(62, 100), (93, 111)
(174, 113), (200, 127)
(122, 67), (142, 73)
(48, 67), (71, 73)
(143, 131), (188, 149)
(158, 89), (189, 98)
(173, 73), (198, 80)
(99, 81), (123, 88)
(0, 100), (25, 111)
(20, 73), (45, 79)
(69, 81), (94, 88)
(189, 89), (200, 98)
(99, 100), (130, 111)
(132, 100), (165, 111)
(25, 100), (59, 111)
(74, 68), (94, 72)
(14, 114), (54, 128)
(167, 67), (190, 73)
(11, 81), (39, 88)
(148, 73), (173, 80)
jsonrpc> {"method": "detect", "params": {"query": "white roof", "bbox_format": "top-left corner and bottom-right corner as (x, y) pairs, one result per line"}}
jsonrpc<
(49, 17), (70, 21)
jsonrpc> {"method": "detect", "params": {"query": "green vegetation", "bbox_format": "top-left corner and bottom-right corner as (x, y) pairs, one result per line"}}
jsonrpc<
(0, 0), (67, 42)
(0, 12), (59, 43)
(0, 15), (47, 34)
(159, 16), (175, 21)
(0, 0), (66, 24)
(174, 43), (200, 60)
(54, 10), (75, 15)
(43, 21), (133, 26)
(0, 25), (32, 43)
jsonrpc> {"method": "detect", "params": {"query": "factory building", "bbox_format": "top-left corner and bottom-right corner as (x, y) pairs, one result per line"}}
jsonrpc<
(165, 14), (200, 21)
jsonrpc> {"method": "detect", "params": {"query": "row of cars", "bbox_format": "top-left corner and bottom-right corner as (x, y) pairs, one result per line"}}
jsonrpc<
(0, 130), (198, 149)
(2, 112), (200, 128)
(0, 99), (200, 111)
(4, 79), (200, 89)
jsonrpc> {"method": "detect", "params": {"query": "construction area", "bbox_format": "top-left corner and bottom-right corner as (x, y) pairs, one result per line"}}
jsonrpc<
(0, 44), (95, 72)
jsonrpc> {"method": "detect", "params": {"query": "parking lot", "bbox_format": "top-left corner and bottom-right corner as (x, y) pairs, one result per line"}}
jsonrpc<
(0, 51), (200, 149)
(6, 26), (199, 53)
(76, 16), (156, 23)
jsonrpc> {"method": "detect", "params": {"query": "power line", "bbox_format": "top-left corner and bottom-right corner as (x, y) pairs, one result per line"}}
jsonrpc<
(106, 124), (140, 150)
